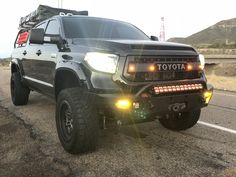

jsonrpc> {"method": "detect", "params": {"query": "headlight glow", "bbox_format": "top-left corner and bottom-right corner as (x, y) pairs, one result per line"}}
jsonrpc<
(84, 52), (119, 74)
(199, 54), (205, 69)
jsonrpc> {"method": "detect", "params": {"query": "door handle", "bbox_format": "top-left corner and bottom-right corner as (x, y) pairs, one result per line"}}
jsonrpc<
(36, 50), (42, 56)
(22, 50), (27, 55)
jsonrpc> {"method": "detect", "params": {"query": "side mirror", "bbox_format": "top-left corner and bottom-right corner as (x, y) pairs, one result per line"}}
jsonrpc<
(29, 28), (66, 50)
(29, 28), (44, 44)
(44, 35), (62, 44)
(150, 36), (159, 41)
(44, 35), (65, 50)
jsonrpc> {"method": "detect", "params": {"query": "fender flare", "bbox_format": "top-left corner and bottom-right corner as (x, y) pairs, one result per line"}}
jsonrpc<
(55, 62), (91, 90)
(11, 58), (24, 76)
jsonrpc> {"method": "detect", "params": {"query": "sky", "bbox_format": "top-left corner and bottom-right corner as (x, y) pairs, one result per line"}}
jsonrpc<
(0, 0), (236, 58)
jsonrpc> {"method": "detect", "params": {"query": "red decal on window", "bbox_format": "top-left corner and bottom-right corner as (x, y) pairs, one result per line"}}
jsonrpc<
(17, 32), (29, 44)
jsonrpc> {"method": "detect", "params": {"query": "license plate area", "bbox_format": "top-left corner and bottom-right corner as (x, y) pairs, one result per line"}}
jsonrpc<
(168, 102), (187, 112)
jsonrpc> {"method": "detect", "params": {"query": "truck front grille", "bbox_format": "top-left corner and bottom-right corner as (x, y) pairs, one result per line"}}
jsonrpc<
(123, 55), (202, 82)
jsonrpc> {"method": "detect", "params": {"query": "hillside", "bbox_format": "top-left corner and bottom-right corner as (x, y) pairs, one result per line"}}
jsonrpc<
(168, 18), (236, 48)
(0, 58), (11, 66)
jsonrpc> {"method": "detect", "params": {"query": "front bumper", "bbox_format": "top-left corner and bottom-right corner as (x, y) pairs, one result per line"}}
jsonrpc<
(92, 80), (213, 123)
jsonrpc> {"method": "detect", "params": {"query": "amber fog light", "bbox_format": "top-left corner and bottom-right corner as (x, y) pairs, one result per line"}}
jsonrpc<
(115, 99), (131, 110)
(204, 91), (213, 104)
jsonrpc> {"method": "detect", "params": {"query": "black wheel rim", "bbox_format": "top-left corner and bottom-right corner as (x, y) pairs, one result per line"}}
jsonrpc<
(59, 100), (73, 141)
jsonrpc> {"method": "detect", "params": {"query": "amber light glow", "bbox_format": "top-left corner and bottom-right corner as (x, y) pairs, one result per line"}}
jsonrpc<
(199, 64), (204, 70)
(128, 64), (136, 73)
(148, 65), (156, 72)
(204, 91), (213, 104)
(115, 99), (131, 109)
(186, 64), (193, 71)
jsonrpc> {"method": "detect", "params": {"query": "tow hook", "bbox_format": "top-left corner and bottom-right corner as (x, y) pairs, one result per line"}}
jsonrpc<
(168, 103), (186, 112)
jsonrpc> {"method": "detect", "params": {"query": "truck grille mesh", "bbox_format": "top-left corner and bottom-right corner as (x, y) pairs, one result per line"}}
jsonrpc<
(124, 56), (201, 82)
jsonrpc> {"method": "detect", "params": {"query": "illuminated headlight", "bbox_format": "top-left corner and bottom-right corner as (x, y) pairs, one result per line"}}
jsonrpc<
(84, 52), (119, 74)
(199, 54), (205, 69)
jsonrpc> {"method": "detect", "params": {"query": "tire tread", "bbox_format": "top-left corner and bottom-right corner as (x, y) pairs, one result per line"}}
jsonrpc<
(11, 72), (30, 106)
(159, 110), (201, 131)
(56, 88), (99, 154)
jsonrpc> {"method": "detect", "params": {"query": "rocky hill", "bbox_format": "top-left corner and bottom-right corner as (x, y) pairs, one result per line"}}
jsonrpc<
(168, 18), (236, 48)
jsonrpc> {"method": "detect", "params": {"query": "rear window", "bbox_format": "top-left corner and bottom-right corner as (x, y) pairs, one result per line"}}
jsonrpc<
(62, 17), (149, 40)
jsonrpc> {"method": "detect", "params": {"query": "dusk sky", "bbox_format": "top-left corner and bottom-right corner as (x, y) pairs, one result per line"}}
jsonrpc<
(0, 0), (236, 58)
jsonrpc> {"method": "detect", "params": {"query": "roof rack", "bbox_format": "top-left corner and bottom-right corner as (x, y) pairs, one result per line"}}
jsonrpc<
(19, 5), (88, 30)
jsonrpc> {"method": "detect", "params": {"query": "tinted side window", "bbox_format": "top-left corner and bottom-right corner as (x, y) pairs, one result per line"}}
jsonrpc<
(45, 20), (60, 35)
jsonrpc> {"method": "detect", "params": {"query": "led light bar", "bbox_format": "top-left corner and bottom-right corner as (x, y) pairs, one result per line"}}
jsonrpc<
(154, 83), (203, 94)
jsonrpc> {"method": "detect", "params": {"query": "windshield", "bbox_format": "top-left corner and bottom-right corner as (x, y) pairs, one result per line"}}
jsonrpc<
(62, 16), (150, 40)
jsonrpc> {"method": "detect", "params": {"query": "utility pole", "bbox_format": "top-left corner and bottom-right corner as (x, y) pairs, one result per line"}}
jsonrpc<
(159, 17), (166, 41)
(58, 0), (63, 8)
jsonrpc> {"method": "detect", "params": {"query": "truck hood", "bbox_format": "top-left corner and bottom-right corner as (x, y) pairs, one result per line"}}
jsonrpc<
(70, 39), (196, 54)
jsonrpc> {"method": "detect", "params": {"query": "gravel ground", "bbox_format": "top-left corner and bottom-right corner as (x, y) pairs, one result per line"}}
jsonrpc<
(205, 63), (236, 92)
(0, 65), (236, 177)
(0, 106), (73, 177)
(0, 103), (236, 177)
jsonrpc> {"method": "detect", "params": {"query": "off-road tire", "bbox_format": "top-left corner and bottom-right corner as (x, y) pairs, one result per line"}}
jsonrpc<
(159, 109), (201, 131)
(56, 88), (99, 154)
(10, 72), (30, 106)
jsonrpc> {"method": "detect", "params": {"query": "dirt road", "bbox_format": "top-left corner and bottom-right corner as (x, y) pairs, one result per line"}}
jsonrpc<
(0, 66), (236, 177)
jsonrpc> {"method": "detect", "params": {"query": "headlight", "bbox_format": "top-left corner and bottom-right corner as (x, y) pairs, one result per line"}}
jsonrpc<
(199, 54), (205, 69)
(84, 52), (119, 74)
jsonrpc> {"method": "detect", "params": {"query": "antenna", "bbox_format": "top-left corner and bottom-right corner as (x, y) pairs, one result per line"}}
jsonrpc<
(159, 17), (165, 41)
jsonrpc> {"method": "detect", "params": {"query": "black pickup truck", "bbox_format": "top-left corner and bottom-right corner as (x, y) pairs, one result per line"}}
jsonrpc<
(11, 5), (213, 154)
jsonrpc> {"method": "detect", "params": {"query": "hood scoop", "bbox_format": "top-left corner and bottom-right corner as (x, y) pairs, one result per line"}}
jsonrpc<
(131, 45), (194, 51)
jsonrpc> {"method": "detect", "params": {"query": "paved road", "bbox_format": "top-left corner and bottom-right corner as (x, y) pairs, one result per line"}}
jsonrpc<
(0, 67), (236, 177)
